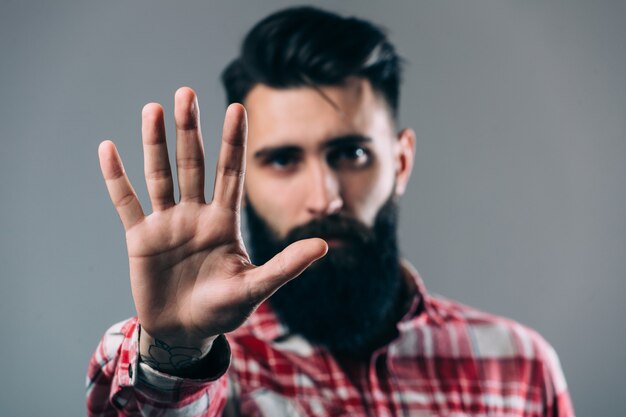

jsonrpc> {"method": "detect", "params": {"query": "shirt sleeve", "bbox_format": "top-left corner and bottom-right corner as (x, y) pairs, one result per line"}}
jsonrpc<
(86, 317), (231, 417)
(539, 339), (576, 417)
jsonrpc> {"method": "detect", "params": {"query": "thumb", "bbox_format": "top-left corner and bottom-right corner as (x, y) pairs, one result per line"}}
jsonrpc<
(248, 238), (328, 301)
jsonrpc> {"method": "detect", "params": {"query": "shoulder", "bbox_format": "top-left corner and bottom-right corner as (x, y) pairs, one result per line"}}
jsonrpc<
(422, 294), (567, 390)
(428, 294), (559, 361)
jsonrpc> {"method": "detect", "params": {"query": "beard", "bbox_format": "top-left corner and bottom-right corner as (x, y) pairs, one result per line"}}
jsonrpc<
(244, 195), (406, 356)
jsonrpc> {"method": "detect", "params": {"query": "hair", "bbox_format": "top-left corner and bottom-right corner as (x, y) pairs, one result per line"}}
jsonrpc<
(221, 6), (403, 117)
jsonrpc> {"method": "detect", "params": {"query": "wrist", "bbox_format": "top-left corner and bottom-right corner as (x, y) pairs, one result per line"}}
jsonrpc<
(138, 327), (218, 375)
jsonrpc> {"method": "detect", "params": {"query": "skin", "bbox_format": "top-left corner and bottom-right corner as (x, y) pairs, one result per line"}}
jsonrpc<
(245, 77), (414, 238)
(98, 81), (414, 375)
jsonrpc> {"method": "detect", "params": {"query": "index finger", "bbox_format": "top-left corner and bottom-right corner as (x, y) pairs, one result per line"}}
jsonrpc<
(212, 103), (247, 211)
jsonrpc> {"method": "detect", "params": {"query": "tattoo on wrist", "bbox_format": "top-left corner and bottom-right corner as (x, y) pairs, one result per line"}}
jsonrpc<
(141, 338), (204, 371)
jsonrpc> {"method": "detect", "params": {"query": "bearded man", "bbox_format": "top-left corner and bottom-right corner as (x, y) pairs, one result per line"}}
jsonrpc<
(87, 6), (575, 417)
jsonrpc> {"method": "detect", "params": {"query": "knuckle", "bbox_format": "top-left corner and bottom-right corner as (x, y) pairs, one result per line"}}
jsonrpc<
(146, 167), (172, 181)
(219, 165), (244, 178)
(115, 192), (136, 208)
(177, 157), (204, 170)
(276, 253), (289, 280)
(177, 117), (198, 131)
(105, 166), (125, 181)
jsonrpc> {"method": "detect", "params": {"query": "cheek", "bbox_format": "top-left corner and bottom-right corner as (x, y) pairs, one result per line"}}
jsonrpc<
(244, 172), (305, 236)
(341, 158), (395, 225)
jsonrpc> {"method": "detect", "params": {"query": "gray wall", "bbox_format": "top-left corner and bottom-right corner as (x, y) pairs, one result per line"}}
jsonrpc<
(1, 1), (624, 415)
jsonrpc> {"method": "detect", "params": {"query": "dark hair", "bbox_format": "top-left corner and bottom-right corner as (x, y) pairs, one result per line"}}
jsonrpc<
(221, 6), (403, 117)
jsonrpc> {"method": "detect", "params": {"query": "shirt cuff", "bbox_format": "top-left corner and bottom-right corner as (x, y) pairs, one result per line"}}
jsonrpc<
(137, 334), (231, 387)
(115, 319), (231, 404)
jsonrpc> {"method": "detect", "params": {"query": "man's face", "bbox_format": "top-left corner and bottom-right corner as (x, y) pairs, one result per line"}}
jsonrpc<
(242, 78), (415, 353)
(244, 77), (413, 239)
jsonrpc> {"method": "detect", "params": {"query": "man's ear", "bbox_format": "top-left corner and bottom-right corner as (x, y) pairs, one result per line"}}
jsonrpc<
(394, 128), (416, 196)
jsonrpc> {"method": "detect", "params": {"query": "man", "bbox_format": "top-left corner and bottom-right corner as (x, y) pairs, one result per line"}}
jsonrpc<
(87, 7), (575, 417)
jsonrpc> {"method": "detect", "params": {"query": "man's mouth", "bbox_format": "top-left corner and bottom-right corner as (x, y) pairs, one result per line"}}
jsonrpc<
(317, 232), (358, 248)
(324, 237), (346, 248)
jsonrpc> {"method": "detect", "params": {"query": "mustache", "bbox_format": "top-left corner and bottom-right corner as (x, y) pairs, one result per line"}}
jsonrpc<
(284, 214), (375, 246)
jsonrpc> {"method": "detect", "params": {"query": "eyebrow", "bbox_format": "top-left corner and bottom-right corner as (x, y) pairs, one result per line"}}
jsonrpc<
(324, 134), (372, 149)
(253, 134), (373, 160)
(253, 145), (301, 160)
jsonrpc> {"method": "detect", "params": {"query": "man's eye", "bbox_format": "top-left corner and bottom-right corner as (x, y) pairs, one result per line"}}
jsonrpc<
(328, 146), (371, 169)
(267, 153), (299, 170)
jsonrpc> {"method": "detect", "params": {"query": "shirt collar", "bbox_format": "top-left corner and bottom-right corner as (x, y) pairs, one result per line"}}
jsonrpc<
(398, 259), (446, 327)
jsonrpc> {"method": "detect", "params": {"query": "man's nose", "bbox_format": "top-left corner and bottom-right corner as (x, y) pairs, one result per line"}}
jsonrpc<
(304, 161), (343, 217)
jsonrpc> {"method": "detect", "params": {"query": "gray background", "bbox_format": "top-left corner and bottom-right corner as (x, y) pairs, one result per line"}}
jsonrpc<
(1, 0), (624, 415)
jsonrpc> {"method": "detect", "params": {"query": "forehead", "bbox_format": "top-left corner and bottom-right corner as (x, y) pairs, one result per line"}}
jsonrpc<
(244, 78), (395, 150)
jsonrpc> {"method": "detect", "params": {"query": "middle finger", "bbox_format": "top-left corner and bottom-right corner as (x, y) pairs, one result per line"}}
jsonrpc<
(142, 103), (175, 211)
(175, 87), (206, 203)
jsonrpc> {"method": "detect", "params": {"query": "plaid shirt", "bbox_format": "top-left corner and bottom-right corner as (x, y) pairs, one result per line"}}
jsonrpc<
(87, 261), (575, 417)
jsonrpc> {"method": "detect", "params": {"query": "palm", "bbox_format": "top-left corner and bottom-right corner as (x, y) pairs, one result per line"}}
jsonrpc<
(98, 88), (326, 349)
(126, 203), (250, 338)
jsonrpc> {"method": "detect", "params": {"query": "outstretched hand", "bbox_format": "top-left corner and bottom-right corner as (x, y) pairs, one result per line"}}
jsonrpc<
(98, 87), (327, 371)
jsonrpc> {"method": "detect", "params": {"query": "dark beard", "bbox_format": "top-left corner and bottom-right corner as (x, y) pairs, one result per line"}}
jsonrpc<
(245, 196), (405, 356)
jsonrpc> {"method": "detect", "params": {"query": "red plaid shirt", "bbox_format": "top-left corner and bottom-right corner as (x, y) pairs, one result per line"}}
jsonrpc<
(87, 262), (575, 417)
